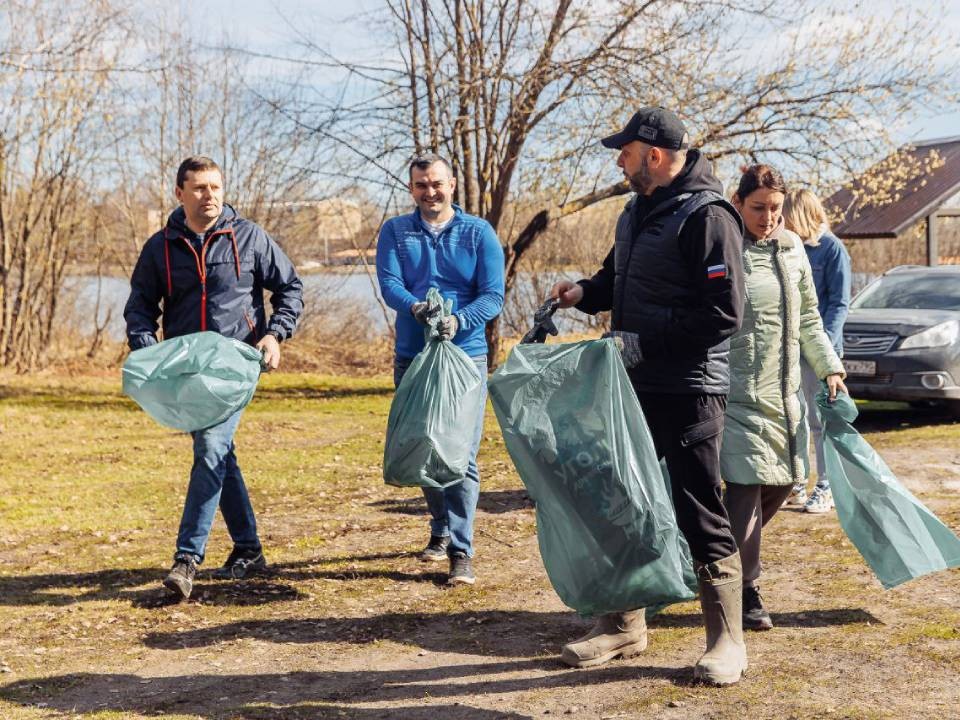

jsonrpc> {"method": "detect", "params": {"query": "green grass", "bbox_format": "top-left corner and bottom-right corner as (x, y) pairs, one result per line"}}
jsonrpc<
(0, 372), (958, 719)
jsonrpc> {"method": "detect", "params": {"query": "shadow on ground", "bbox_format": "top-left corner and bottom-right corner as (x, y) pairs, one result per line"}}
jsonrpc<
(255, 385), (393, 401)
(649, 607), (880, 629)
(0, 661), (689, 718)
(0, 384), (136, 411)
(0, 379), (395, 410)
(852, 402), (959, 433)
(141, 609), (584, 657)
(0, 567), (306, 608)
(0, 550), (466, 607)
(137, 605), (881, 657)
(371, 490), (533, 516)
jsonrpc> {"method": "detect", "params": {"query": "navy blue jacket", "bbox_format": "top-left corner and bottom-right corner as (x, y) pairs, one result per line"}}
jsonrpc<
(124, 205), (303, 350)
(803, 230), (850, 354)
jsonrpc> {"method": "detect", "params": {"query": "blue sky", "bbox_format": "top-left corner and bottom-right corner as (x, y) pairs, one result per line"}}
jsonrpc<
(192, 0), (958, 143)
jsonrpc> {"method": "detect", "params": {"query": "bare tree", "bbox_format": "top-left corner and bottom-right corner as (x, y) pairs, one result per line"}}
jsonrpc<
(291, 0), (957, 364)
(0, 0), (345, 368)
(0, 0), (128, 370)
(96, 7), (331, 273)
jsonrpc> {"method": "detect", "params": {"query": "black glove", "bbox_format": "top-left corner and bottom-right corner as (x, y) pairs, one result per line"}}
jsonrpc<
(603, 330), (643, 368)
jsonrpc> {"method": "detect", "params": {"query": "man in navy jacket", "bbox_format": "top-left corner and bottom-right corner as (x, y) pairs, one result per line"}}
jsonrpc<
(376, 153), (504, 585)
(124, 156), (303, 600)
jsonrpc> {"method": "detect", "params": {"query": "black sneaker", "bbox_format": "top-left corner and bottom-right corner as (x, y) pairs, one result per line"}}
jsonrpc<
(743, 585), (773, 631)
(212, 546), (267, 579)
(447, 551), (475, 585)
(419, 535), (450, 563)
(163, 552), (198, 600)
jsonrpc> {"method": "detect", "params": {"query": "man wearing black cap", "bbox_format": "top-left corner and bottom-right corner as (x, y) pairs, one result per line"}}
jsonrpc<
(550, 107), (747, 685)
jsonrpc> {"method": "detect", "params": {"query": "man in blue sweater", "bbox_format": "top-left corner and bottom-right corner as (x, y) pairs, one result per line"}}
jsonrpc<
(376, 154), (505, 585)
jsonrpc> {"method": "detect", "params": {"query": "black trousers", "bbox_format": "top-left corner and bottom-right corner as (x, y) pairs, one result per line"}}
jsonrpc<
(635, 392), (737, 564)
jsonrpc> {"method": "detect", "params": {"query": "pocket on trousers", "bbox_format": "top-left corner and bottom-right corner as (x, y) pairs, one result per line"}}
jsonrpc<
(680, 414), (724, 447)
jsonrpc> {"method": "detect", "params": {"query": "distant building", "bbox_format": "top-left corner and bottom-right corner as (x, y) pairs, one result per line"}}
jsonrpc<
(328, 248), (377, 265)
(313, 199), (364, 245)
(826, 137), (960, 273)
(144, 198), (364, 266)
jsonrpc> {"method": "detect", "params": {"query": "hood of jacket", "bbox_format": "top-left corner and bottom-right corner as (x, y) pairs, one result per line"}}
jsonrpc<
(645, 149), (725, 206)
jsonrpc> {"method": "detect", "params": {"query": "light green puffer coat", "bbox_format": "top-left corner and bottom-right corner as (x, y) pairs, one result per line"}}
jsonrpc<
(721, 222), (845, 486)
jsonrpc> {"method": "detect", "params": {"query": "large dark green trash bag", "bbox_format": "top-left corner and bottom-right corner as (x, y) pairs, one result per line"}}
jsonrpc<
(383, 288), (484, 489)
(489, 338), (694, 616)
(817, 388), (960, 589)
(122, 331), (263, 432)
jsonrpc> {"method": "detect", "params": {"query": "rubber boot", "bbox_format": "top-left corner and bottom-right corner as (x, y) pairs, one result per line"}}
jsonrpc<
(693, 552), (748, 686)
(560, 610), (647, 668)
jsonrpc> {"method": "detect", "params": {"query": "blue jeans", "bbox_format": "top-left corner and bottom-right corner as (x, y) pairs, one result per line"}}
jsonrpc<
(393, 353), (487, 558)
(175, 408), (261, 563)
(800, 359), (828, 491)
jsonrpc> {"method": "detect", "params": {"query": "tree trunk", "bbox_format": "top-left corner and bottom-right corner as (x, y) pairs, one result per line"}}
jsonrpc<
(485, 181), (629, 368)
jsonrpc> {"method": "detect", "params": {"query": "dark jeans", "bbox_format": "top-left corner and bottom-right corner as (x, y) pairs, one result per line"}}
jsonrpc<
(634, 392), (737, 564)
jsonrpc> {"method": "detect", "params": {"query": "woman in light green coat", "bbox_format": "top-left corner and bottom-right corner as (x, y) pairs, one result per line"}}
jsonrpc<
(722, 164), (847, 631)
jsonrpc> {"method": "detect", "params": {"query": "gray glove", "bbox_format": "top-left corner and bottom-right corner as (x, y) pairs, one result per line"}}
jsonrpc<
(411, 301), (438, 325)
(603, 330), (643, 368)
(438, 314), (459, 341)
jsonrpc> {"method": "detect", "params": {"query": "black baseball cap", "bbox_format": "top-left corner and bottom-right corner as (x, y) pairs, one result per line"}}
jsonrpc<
(601, 106), (689, 150)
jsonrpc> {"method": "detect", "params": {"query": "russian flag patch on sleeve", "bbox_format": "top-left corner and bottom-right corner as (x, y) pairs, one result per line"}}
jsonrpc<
(707, 263), (727, 279)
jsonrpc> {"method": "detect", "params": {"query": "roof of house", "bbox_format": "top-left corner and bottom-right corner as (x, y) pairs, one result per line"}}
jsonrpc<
(826, 136), (960, 239)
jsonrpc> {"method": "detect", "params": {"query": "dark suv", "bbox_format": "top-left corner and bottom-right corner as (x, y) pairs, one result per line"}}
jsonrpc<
(842, 265), (960, 412)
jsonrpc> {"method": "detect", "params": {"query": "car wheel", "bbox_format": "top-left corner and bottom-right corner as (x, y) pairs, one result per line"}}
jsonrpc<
(946, 400), (960, 419)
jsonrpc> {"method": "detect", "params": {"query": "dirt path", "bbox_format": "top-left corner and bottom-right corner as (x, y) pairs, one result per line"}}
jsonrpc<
(0, 376), (958, 719)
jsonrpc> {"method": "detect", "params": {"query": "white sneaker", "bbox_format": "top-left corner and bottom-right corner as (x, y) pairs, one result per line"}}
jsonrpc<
(784, 483), (808, 506)
(804, 487), (834, 514)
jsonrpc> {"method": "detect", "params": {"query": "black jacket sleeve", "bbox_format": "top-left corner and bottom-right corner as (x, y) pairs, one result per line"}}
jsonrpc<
(575, 245), (615, 315)
(123, 239), (163, 351)
(256, 227), (304, 341)
(635, 205), (745, 359)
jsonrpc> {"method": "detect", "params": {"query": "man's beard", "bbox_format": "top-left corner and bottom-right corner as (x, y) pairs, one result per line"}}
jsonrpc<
(627, 156), (653, 194)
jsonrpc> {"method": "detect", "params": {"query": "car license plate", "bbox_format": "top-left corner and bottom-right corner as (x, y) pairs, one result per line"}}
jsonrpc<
(844, 359), (876, 376)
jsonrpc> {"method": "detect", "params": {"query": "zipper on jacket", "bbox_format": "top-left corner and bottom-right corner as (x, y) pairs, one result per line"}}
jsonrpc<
(162, 226), (241, 333)
(770, 242), (800, 483)
(200, 282), (207, 331)
(179, 235), (217, 332)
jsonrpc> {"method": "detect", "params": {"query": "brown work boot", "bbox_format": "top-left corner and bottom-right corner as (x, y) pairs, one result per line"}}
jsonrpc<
(560, 610), (647, 668)
(693, 551), (748, 686)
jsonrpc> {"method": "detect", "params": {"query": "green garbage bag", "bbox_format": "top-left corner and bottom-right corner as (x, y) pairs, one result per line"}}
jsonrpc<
(383, 288), (484, 489)
(122, 331), (263, 432)
(489, 338), (695, 616)
(817, 388), (960, 589)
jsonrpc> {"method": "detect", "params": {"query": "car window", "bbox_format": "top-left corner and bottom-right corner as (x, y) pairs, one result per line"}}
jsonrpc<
(852, 274), (960, 310)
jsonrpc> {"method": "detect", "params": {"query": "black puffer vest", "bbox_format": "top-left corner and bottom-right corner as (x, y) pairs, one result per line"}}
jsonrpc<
(614, 190), (741, 394)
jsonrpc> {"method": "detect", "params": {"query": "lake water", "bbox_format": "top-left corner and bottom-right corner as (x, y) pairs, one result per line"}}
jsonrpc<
(61, 269), (878, 342)
(60, 270), (591, 341)
(61, 272), (399, 340)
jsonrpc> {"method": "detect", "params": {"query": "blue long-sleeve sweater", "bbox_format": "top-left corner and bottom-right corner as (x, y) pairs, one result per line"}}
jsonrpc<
(376, 205), (505, 360)
(804, 230), (851, 355)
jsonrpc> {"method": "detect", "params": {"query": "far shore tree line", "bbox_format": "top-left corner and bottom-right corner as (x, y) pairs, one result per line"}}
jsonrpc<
(1, 0), (956, 371)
